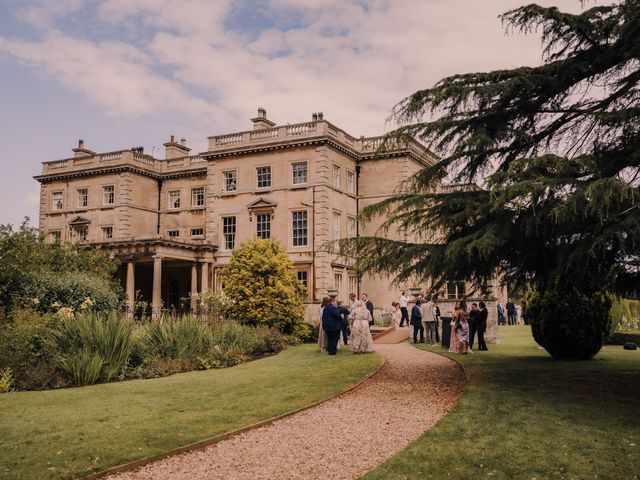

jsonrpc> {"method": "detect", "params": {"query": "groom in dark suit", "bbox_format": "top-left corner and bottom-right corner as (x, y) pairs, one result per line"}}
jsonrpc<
(362, 293), (374, 327)
(322, 298), (343, 355)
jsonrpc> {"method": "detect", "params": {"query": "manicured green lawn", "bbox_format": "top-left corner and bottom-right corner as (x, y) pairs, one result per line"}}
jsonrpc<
(364, 326), (640, 480)
(0, 345), (382, 480)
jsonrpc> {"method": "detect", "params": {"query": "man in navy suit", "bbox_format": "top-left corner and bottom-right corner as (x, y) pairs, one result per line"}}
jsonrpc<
(322, 298), (343, 355)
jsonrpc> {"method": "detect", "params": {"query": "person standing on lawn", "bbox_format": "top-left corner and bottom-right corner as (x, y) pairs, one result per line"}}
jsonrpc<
(421, 297), (436, 344)
(468, 302), (480, 350)
(362, 293), (375, 327)
(410, 299), (424, 343)
(497, 302), (505, 325)
(434, 303), (441, 343)
(506, 300), (517, 325)
(322, 297), (343, 355)
(399, 291), (410, 327)
(318, 296), (330, 354)
(476, 301), (489, 351)
(349, 300), (375, 353)
(337, 300), (350, 345)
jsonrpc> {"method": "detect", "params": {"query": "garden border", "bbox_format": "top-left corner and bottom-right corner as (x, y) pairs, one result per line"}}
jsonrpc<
(80, 353), (386, 480)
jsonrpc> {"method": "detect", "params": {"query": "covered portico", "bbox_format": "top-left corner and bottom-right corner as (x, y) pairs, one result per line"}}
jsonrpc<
(107, 238), (216, 318)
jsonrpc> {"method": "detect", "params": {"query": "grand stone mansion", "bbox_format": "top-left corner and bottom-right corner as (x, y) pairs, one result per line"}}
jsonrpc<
(35, 109), (504, 338)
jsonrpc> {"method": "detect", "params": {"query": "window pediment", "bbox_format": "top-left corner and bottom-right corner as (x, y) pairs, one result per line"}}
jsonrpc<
(69, 216), (91, 226)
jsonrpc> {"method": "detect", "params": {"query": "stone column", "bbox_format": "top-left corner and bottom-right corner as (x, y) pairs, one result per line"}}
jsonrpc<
(152, 256), (163, 319)
(126, 261), (135, 317)
(190, 263), (198, 312)
(200, 262), (209, 293)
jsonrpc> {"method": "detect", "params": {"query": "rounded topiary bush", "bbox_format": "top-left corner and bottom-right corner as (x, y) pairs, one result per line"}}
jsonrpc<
(527, 288), (612, 359)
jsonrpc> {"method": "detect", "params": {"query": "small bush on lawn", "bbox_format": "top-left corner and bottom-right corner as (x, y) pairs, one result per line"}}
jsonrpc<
(53, 312), (134, 385)
(0, 309), (61, 390)
(606, 331), (640, 346)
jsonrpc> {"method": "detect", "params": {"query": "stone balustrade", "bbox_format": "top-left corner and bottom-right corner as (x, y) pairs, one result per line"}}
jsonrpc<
(40, 150), (208, 176)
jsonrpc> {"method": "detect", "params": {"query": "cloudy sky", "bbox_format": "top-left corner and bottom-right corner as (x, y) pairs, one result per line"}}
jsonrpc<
(0, 0), (587, 226)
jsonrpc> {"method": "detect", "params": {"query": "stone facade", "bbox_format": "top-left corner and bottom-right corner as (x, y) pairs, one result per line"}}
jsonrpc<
(35, 109), (504, 340)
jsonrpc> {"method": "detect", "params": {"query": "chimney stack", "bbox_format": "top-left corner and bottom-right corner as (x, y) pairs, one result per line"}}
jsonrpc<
(251, 107), (276, 130)
(317, 112), (324, 120)
(163, 134), (190, 159)
(72, 138), (94, 158)
(312, 113), (318, 121)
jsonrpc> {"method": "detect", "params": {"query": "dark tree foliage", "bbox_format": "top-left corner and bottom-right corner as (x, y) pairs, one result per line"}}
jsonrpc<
(338, 1), (639, 358)
(342, 1), (639, 298)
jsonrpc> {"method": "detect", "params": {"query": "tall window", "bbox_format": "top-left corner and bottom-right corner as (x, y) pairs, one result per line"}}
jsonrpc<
(169, 190), (181, 209)
(223, 216), (236, 250)
(332, 165), (341, 188)
(223, 171), (237, 192)
(191, 187), (205, 206)
(296, 270), (309, 298)
(447, 281), (466, 299)
(292, 211), (308, 246)
(74, 227), (88, 241)
(334, 272), (343, 297)
(49, 230), (61, 243)
(257, 166), (272, 188)
(102, 185), (115, 205)
(292, 162), (308, 185)
(332, 211), (341, 240)
(256, 213), (271, 239)
(346, 171), (355, 193)
(347, 216), (356, 238)
(348, 275), (357, 298)
(101, 226), (113, 239)
(77, 188), (88, 208)
(52, 191), (63, 211)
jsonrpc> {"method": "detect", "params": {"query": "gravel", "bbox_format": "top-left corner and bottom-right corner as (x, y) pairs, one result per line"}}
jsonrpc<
(107, 343), (466, 480)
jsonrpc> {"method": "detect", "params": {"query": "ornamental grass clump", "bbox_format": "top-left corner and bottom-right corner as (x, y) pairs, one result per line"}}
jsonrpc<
(53, 311), (134, 385)
(140, 316), (211, 360)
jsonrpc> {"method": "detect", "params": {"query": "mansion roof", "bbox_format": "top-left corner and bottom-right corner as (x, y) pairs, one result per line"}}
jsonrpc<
(35, 113), (437, 183)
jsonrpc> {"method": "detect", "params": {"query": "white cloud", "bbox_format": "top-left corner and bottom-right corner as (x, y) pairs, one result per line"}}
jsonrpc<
(1, 0), (589, 138)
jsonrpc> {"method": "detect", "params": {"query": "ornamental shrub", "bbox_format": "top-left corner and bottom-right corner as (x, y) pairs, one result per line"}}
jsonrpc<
(221, 239), (305, 333)
(0, 309), (61, 390)
(527, 289), (612, 359)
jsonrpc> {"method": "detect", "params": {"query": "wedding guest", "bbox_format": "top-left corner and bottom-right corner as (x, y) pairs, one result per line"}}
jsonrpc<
(322, 297), (343, 355)
(318, 296), (330, 354)
(448, 302), (461, 353)
(422, 297), (436, 344)
(468, 302), (480, 350)
(391, 302), (402, 327)
(506, 300), (516, 325)
(349, 292), (357, 310)
(476, 301), (489, 351)
(497, 302), (505, 325)
(410, 299), (424, 343)
(349, 300), (375, 353)
(454, 301), (471, 354)
(434, 303), (441, 343)
(399, 291), (410, 327)
(337, 300), (350, 345)
(362, 293), (375, 326)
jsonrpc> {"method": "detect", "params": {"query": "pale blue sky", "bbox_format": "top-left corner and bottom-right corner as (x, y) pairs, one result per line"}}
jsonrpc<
(0, 0), (587, 226)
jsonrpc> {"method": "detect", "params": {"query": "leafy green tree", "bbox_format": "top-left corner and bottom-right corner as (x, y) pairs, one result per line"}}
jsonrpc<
(0, 220), (122, 315)
(221, 239), (305, 333)
(341, 1), (640, 358)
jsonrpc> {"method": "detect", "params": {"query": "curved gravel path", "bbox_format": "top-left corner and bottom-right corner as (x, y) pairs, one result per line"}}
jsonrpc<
(107, 343), (466, 480)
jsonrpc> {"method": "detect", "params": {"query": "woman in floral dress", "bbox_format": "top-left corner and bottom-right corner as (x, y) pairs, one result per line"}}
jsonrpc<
(349, 300), (375, 353)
